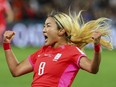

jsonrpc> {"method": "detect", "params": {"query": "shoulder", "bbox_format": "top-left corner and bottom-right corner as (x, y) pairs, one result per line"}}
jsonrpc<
(33, 46), (51, 54)
(66, 45), (85, 55)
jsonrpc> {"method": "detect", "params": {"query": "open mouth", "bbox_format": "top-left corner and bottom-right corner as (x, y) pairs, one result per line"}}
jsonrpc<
(45, 36), (48, 39)
(44, 35), (48, 42)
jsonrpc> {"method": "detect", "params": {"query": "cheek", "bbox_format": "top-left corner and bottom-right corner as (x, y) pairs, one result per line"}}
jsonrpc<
(48, 31), (58, 41)
(48, 28), (58, 37)
(49, 32), (58, 40)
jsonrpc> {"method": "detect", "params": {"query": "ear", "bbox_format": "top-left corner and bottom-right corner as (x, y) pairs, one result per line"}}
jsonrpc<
(58, 29), (66, 36)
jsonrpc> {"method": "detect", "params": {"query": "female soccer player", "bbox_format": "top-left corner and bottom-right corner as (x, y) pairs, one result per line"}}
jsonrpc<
(3, 11), (113, 87)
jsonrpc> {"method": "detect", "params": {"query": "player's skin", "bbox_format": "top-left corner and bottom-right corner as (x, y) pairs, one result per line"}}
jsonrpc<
(3, 16), (101, 77)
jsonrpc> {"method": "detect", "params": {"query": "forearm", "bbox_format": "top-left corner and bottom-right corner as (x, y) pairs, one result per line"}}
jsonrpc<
(6, 10), (14, 22)
(3, 31), (33, 77)
(90, 44), (101, 73)
(91, 51), (101, 73)
(80, 31), (102, 74)
(6, 2), (14, 22)
(3, 43), (19, 75)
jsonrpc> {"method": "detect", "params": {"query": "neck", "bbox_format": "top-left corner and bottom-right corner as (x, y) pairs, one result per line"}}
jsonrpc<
(51, 38), (68, 48)
(51, 42), (68, 48)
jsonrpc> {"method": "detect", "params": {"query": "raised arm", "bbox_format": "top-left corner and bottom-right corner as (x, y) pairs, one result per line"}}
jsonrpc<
(3, 31), (33, 77)
(79, 31), (101, 74)
(5, 1), (14, 23)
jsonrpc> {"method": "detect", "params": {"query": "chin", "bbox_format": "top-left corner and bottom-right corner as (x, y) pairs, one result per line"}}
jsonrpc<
(44, 42), (50, 46)
(44, 43), (48, 46)
(44, 42), (54, 46)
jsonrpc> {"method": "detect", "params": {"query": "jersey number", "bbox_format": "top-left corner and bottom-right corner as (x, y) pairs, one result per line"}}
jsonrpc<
(38, 62), (46, 75)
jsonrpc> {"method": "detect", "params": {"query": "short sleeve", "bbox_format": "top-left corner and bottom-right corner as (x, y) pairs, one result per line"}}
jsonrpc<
(28, 47), (43, 67)
(28, 52), (38, 67)
(72, 47), (87, 68)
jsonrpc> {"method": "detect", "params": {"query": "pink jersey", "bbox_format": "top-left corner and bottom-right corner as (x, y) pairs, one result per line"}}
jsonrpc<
(29, 45), (86, 87)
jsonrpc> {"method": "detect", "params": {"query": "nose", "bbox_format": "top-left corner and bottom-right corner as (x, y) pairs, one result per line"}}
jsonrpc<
(43, 27), (46, 33)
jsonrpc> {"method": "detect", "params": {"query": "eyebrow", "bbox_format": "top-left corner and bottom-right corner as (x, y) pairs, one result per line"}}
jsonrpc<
(45, 23), (51, 25)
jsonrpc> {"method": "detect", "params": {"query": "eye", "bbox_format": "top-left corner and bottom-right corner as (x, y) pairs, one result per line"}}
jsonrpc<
(47, 25), (50, 27)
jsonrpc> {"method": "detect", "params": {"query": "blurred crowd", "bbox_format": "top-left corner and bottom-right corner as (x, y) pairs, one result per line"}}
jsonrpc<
(0, 0), (116, 46)
(4, 0), (116, 26)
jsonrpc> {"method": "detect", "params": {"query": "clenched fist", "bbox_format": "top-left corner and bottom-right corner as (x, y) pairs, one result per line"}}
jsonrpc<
(3, 31), (15, 43)
(92, 31), (101, 45)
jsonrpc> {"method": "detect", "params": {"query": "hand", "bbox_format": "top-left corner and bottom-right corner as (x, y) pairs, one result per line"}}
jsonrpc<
(3, 31), (15, 43)
(92, 31), (101, 45)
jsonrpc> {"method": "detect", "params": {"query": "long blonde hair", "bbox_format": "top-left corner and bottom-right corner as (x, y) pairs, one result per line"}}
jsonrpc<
(49, 11), (113, 50)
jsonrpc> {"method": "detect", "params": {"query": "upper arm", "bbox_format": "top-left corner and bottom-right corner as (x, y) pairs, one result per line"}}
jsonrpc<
(14, 49), (40, 76)
(79, 56), (91, 72)
(13, 58), (33, 77)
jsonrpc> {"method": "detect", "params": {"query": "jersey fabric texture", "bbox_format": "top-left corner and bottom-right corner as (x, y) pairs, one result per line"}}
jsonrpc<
(28, 45), (86, 87)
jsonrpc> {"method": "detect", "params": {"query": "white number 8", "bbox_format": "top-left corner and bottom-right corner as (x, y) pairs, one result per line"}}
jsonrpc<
(38, 62), (46, 75)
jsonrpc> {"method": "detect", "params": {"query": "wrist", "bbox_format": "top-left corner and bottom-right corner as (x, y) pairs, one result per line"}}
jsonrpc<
(3, 43), (11, 50)
(94, 43), (101, 53)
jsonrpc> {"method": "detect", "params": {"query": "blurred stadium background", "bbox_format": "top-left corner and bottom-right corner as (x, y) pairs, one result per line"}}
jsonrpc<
(0, 0), (116, 87)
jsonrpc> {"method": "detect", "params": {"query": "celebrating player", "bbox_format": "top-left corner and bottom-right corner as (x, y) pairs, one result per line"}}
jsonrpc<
(3, 11), (113, 87)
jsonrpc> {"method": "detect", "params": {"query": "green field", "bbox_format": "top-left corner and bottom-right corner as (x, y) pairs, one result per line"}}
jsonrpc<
(0, 46), (116, 87)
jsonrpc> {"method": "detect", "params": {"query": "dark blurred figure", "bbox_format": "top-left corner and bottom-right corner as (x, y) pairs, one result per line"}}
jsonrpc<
(35, 0), (54, 20)
(109, 0), (116, 27)
(10, 0), (37, 21)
